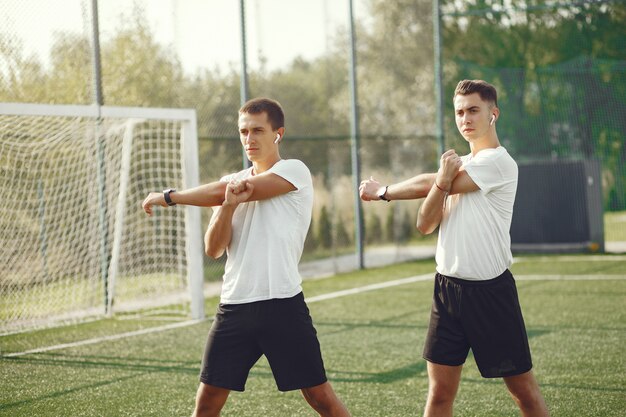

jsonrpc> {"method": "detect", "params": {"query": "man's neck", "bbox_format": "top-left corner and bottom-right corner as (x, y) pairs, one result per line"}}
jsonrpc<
(251, 155), (281, 175)
(470, 134), (501, 155)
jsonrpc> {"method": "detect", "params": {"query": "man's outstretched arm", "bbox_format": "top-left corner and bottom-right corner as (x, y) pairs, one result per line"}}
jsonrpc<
(142, 181), (227, 216)
(359, 173), (438, 202)
(142, 171), (296, 216)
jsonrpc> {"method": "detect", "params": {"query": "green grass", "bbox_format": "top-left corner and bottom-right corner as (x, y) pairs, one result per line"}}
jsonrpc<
(0, 273), (187, 331)
(1, 255), (625, 416)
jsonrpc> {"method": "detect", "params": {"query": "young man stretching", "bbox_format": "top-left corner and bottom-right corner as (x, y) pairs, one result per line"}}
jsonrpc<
(360, 80), (549, 417)
(143, 98), (350, 417)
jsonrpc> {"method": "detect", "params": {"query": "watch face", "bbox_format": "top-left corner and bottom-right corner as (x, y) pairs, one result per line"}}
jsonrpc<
(164, 189), (176, 206)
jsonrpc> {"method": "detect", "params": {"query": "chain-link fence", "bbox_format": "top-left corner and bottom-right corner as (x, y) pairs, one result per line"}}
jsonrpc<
(2, 0), (624, 287)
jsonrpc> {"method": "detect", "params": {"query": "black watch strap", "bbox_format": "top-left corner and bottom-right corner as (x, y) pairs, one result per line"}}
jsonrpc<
(378, 186), (390, 202)
(163, 189), (176, 206)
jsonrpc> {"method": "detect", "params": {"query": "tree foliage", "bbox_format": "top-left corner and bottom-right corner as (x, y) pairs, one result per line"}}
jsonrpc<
(439, 0), (625, 209)
(1, 0), (623, 216)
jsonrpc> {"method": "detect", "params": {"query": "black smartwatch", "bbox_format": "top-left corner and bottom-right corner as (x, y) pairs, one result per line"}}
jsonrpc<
(163, 188), (177, 206)
(377, 186), (390, 202)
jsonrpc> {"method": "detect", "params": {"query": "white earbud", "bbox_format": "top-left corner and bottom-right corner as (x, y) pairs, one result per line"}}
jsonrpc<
(274, 134), (281, 143)
(490, 115), (495, 126)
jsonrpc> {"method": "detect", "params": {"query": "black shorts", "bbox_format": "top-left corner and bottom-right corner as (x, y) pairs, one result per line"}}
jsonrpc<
(199, 292), (327, 392)
(422, 270), (533, 378)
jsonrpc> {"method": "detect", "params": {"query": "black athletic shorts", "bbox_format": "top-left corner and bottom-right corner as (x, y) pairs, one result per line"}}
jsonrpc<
(422, 269), (533, 378)
(199, 292), (327, 392)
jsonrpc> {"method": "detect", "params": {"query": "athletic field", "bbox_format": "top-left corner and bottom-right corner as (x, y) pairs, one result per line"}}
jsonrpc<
(1, 255), (624, 416)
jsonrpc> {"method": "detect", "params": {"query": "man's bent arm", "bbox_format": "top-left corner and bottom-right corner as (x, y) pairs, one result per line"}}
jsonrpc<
(245, 172), (296, 200)
(416, 183), (448, 235)
(416, 168), (479, 234)
(203, 173), (295, 258)
(204, 204), (235, 259)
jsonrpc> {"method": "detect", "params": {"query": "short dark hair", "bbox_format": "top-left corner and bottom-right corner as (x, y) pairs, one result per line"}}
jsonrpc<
(454, 80), (498, 107)
(239, 98), (285, 130)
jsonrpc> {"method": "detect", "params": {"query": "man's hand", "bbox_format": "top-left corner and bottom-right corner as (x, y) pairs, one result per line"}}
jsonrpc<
(436, 150), (462, 191)
(359, 176), (383, 201)
(224, 179), (255, 207)
(142, 192), (167, 216)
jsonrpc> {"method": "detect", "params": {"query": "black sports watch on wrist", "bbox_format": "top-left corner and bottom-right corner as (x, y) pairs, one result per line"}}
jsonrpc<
(377, 186), (390, 202)
(163, 188), (177, 206)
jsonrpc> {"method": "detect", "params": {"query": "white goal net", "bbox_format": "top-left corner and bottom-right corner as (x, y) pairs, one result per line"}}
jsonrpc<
(0, 103), (204, 334)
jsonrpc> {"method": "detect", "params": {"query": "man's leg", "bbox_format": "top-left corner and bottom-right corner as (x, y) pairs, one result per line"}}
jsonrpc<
(503, 370), (549, 417)
(301, 382), (351, 417)
(192, 383), (231, 417)
(423, 362), (463, 417)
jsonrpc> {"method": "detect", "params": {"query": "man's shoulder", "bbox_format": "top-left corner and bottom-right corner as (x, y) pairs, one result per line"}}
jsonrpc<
(277, 158), (309, 170)
(220, 167), (253, 182)
(472, 147), (516, 166)
(272, 159), (311, 177)
(269, 159), (313, 192)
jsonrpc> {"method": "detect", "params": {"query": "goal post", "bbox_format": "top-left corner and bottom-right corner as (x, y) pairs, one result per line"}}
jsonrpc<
(0, 102), (204, 333)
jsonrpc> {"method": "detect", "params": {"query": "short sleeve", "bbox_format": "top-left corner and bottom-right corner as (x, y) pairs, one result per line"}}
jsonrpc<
(268, 159), (312, 191)
(220, 167), (253, 183)
(464, 148), (517, 193)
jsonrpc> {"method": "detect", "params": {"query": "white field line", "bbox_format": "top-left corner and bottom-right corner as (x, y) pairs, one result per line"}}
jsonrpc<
(305, 274), (433, 303)
(514, 255), (626, 262)
(515, 274), (625, 281)
(3, 319), (204, 358)
(4, 273), (624, 358)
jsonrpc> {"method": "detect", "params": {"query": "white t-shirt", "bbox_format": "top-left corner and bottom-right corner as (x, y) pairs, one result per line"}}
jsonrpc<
(436, 146), (518, 280)
(216, 159), (313, 304)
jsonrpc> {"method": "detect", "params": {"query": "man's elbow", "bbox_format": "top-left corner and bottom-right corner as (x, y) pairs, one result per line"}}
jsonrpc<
(205, 247), (223, 259)
(204, 242), (224, 259)
(416, 218), (436, 235)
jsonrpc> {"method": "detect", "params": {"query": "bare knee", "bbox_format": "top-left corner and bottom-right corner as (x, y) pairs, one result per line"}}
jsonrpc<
(425, 363), (462, 409)
(192, 383), (230, 417)
(301, 382), (350, 416)
(427, 379), (458, 407)
(505, 372), (549, 416)
(509, 386), (546, 412)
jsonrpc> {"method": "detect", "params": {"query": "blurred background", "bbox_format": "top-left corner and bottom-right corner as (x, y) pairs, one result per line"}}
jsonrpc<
(1, 0), (624, 280)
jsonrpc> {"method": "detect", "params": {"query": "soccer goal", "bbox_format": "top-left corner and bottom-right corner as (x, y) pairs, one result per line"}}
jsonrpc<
(0, 103), (204, 334)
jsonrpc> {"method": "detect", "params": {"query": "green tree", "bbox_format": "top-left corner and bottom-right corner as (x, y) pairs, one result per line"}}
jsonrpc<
(318, 205), (333, 249)
(304, 217), (318, 252)
(335, 215), (352, 248)
(46, 34), (92, 104)
(101, 13), (184, 107)
(441, 0), (626, 209)
(358, 0), (436, 137)
(366, 212), (383, 244)
(0, 33), (84, 103)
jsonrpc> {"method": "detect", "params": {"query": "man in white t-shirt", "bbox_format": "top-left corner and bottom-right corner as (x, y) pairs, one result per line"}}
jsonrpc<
(142, 98), (350, 417)
(359, 80), (549, 417)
